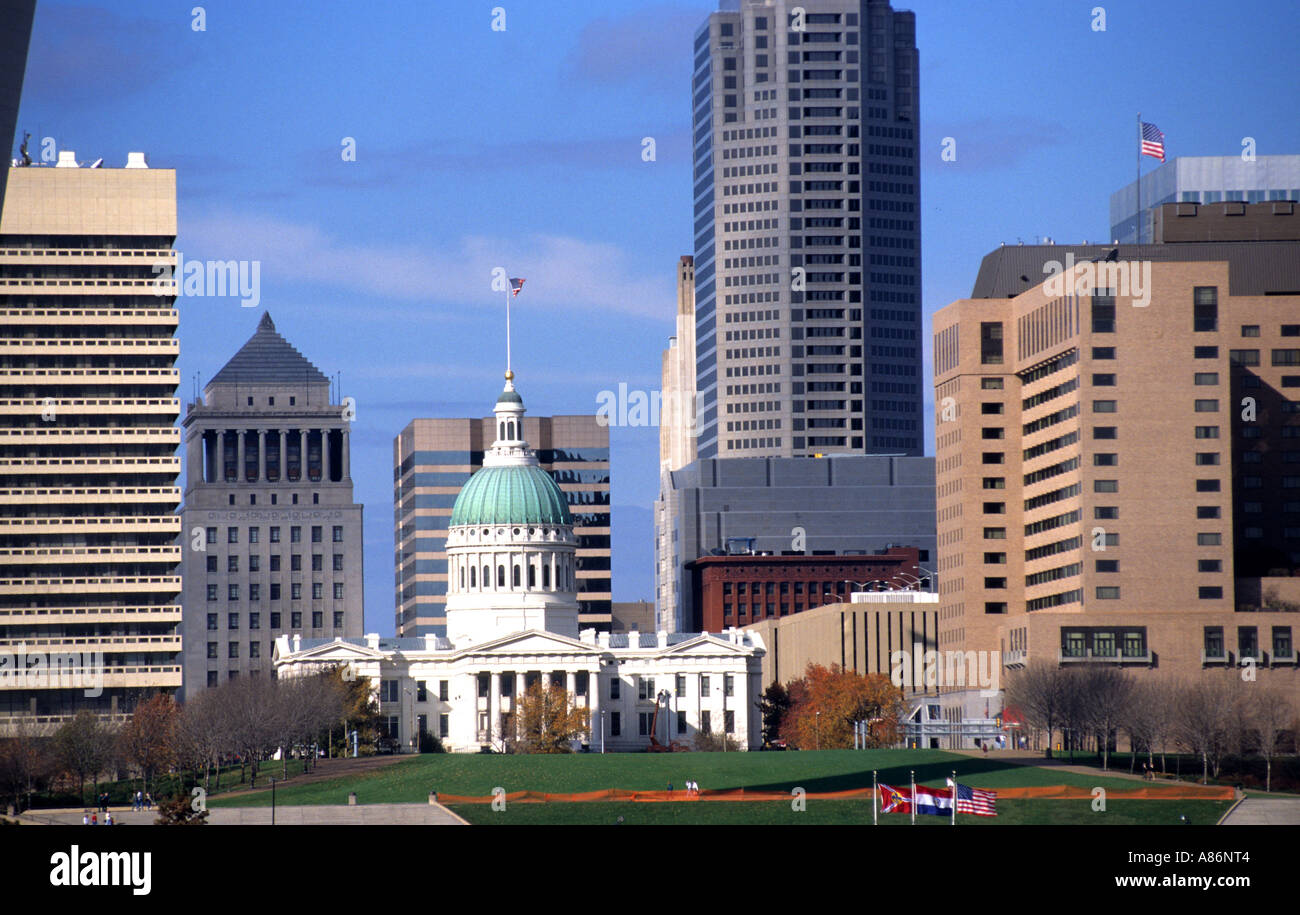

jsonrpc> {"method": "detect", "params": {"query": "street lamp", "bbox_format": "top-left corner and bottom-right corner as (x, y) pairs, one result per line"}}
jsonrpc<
(403, 688), (417, 755)
(815, 710), (821, 751)
(600, 710), (606, 754)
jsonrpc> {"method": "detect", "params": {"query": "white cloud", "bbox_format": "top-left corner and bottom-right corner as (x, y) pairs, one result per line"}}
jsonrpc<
(179, 211), (672, 318)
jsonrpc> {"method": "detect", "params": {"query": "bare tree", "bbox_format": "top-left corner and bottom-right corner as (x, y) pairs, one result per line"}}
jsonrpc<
(1004, 662), (1066, 757)
(1123, 678), (1174, 775)
(0, 718), (55, 813)
(1174, 675), (1243, 784)
(1244, 686), (1295, 793)
(1081, 666), (1134, 771)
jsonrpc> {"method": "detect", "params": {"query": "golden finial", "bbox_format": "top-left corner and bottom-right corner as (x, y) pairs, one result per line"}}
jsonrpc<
(504, 369), (515, 381)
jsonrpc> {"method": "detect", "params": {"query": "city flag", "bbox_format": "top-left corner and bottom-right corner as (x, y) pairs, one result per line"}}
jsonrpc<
(509, 277), (526, 297)
(878, 784), (910, 814)
(1140, 122), (1165, 162)
(947, 779), (998, 817)
(912, 784), (953, 817)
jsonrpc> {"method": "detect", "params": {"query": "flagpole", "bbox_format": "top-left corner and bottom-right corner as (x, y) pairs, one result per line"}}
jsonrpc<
(910, 770), (915, 826)
(951, 770), (957, 826)
(872, 770), (878, 826)
(505, 285), (512, 375)
(1136, 113), (1142, 244)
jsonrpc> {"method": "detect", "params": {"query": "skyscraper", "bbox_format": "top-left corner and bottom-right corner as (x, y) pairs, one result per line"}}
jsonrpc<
(0, 152), (182, 730)
(180, 313), (364, 692)
(0, 0), (37, 212)
(691, 0), (921, 460)
(394, 411), (611, 637)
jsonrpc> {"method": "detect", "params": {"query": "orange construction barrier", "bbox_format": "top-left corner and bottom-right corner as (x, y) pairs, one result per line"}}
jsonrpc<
(434, 783), (1232, 804)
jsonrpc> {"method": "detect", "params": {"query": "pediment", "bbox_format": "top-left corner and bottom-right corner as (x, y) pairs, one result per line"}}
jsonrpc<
(457, 629), (598, 658)
(659, 635), (760, 657)
(276, 638), (387, 663)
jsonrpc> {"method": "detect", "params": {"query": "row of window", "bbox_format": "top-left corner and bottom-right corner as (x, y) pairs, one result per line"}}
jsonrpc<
(206, 525), (344, 545)
(207, 581), (344, 601)
(1204, 626), (1294, 659)
(206, 610), (343, 630)
(207, 553), (344, 573)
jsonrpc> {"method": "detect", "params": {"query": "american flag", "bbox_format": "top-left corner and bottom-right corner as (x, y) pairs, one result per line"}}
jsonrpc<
(509, 277), (526, 297)
(1140, 122), (1165, 162)
(949, 780), (998, 816)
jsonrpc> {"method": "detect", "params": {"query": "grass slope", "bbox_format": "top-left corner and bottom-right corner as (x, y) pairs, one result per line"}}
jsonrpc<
(209, 749), (1168, 809)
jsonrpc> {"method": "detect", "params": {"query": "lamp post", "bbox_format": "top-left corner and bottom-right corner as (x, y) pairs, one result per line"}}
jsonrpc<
(600, 710), (606, 754)
(270, 776), (276, 826)
(403, 688), (417, 755)
(815, 711), (821, 751)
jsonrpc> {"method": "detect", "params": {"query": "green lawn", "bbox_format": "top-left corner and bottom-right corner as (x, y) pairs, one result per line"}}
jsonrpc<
(208, 749), (1177, 810)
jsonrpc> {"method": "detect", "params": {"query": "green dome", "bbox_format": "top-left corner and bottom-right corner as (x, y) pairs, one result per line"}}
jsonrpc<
(449, 464), (572, 527)
(496, 390), (524, 405)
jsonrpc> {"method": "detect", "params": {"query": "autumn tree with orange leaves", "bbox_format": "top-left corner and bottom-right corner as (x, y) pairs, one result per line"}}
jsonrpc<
(120, 693), (179, 794)
(778, 664), (905, 750)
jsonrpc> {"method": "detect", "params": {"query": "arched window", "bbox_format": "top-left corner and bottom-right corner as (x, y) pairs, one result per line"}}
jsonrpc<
(513, 564), (520, 587)
(459, 566), (465, 589)
(499, 421), (505, 440)
(543, 564), (550, 588)
(528, 564), (536, 587)
(470, 565), (476, 588)
(483, 565), (489, 588)
(497, 565), (505, 588)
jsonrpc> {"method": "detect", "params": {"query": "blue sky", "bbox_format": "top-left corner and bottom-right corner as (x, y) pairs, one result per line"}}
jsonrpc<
(16, 0), (1300, 634)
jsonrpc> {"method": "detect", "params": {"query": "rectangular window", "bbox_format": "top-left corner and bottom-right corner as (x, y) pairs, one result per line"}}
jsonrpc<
(228, 642), (239, 659)
(1093, 400), (1117, 412)
(1196, 506), (1220, 519)
(638, 676), (653, 701)
(1096, 560), (1119, 572)
(1194, 346), (1218, 359)
(270, 555), (281, 572)
(1273, 627), (1293, 659)
(1198, 559), (1221, 572)
(291, 611), (302, 628)
(1195, 479), (1221, 492)
(609, 677), (620, 700)
(1229, 349), (1260, 366)
(312, 554), (322, 572)
(1194, 373), (1219, 385)
(207, 584), (218, 601)
(333, 554), (344, 571)
(1197, 533), (1222, 545)
(291, 554), (302, 571)
(1095, 586), (1120, 600)
(333, 611), (344, 628)
(983, 527), (1006, 539)
(333, 583), (344, 599)
(1193, 287), (1217, 332)
(700, 710), (712, 734)
(1093, 426), (1117, 439)
(1204, 627), (1224, 659)
(1091, 295), (1116, 333)
(1092, 374), (1116, 386)
(291, 526), (302, 543)
(1094, 453), (1118, 466)
(333, 526), (344, 542)
(725, 710), (735, 734)
(1241, 325), (1260, 337)
(1094, 480), (1118, 492)
(701, 675), (711, 697)
(1200, 586), (1224, 600)
(207, 642), (217, 659)
(1194, 453), (1219, 465)
(311, 525), (322, 543)
(228, 584), (239, 601)
(982, 452), (1004, 464)
(270, 526), (281, 543)
(207, 613), (218, 631)
(981, 378), (1004, 389)
(1094, 506), (1118, 519)
(1194, 399), (1219, 412)
(980, 322), (1004, 364)
(675, 674), (686, 697)
(610, 712), (622, 737)
(1194, 426), (1219, 439)
(1092, 346), (1115, 359)
(291, 583), (302, 600)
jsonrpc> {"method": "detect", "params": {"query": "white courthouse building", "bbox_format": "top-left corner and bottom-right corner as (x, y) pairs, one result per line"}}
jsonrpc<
(275, 373), (765, 752)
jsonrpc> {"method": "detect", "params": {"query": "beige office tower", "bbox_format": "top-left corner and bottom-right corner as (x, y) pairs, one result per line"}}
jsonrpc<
(933, 202), (1300, 730)
(656, 257), (699, 631)
(0, 156), (182, 733)
(394, 412), (611, 637)
(661, 255), (699, 473)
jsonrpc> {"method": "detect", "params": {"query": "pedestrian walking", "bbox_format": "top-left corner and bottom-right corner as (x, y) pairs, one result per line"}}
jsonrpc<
(82, 812), (88, 826)
(105, 812), (113, 826)
(90, 812), (97, 826)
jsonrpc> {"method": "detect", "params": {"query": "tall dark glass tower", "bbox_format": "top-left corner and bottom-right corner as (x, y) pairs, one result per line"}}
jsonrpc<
(692, 0), (921, 459)
(0, 0), (37, 210)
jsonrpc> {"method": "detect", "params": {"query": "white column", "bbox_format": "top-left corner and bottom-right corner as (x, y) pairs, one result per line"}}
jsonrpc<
(489, 672), (500, 745)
